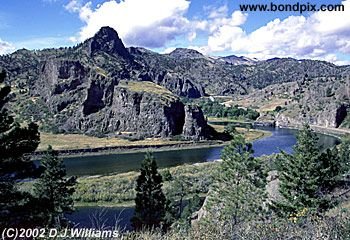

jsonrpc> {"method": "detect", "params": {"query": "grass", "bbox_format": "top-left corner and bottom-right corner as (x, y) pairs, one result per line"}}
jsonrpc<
(223, 97), (288, 113)
(73, 162), (219, 207)
(209, 123), (272, 142)
(207, 117), (253, 123)
(38, 133), (182, 151)
(237, 127), (272, 141)
(118, 80), (178, 102)
(19, 161), (219, 208)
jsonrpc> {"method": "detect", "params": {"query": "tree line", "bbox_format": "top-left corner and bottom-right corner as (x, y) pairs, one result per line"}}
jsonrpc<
(0, 71), (75, 229)
(198, 100), (260, 120)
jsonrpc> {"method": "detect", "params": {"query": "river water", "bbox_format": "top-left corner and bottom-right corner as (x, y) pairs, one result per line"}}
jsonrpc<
(65, 126), (340, 230)
(62, 126), (340, 177)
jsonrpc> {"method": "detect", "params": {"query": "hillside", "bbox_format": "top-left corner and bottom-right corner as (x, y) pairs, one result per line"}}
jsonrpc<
(227, 75), (350, 131)
(0, 26), (349, 135)
(0, 27), (217, 139)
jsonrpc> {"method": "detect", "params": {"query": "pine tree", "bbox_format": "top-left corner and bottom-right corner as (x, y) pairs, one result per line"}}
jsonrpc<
(0, 70), (41, 228)
(274, 124), (323, 216)
(208, 134), (267, 225)
(318, 148), (342, 192)
(338, 137), (350, 176)
(34, 146), (76, 228)
(131, 152), (166, 230)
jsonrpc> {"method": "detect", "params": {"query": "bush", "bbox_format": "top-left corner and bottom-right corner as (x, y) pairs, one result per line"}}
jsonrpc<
(197, 100), (260, 120)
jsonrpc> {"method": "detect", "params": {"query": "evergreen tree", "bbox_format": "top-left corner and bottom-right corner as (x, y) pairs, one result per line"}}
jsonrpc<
(131, 152), (166, 230)
(208, 134), (267, 225)
(338, 137), (350, 176)
(177, 194), (202, 229)
(34, 146), (76, 228)
(274, 124), (324, 216)
(318, 147), (342, 192)
(0, 70), (40, 228)
(163, 176), (194, 228)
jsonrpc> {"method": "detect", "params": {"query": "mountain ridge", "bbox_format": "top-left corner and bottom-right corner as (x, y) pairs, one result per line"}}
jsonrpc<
(1, 26), (349, 134)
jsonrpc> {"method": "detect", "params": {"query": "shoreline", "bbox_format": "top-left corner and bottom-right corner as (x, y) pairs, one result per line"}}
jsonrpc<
(33, 140), (228, 159)
(33, 126), (271, 158)
(33, 121), (346, 161)
(276, 124), (349, 140)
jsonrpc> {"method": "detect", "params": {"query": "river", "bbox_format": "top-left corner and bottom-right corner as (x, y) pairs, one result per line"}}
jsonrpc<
(61, 126), (340, 177)
(65, 126), (340, 230)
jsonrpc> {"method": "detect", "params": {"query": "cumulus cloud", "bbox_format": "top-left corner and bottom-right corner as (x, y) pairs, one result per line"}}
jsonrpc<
(207, 5), (228, 19)
(0, 39), (15, 55)
(64, 0), (350, 64)
(206, 0), (350, 64)
(64, 0), (82, 13)
(67, 0), (191, 48)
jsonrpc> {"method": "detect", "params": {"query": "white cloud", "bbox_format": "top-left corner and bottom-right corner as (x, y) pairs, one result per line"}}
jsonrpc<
(64, 0), (82, 13)
(0, 39), (15, 55)
(205, 0), (350, 64)
(161, 47), (177, 54)
(187, 45), (209, 55)
(208, 5), (228, 19)
(64, 0), (350, 64)
(188, 31), (196, 42)
(68, 0), (191, 48)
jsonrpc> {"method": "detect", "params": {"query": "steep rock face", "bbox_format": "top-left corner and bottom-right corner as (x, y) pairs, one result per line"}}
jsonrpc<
(3, 27), (350, 101)
(182, 105), (215, 140)
(85, 26), (131, 59)
(34, 60), (87, 98)
(27, 71), (213, 139)
(2, 27), (350, 134)
(276, 104), (349, 128)
(272, 77), (350, 128)
(70, 82), (187, 137)
(128, 47), (208, 98)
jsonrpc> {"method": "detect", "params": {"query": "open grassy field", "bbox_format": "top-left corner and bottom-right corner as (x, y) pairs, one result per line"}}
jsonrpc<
(209, 123), (272, 142)
(38, 133), (183, 151)
(118, 80), (178, 102)
(223, 97), (287, 113)
(207, 117), (253, 123)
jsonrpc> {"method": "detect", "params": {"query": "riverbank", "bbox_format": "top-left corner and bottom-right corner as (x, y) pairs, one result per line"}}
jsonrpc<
(207, 117), (253, 124)
(208, 123), (272, 142)
(34, 125), (269, 158)
(310, 125), (350, 138)
(73, 162), (218, 208)
(276, 124), (350, 139)
(35, 139), (226, 158)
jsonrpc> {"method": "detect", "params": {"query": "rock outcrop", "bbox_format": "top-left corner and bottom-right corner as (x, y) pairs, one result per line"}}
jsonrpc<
(2, 27), (350, 99)
(11, 58), (214, 139)
(70, 80), (188, 138)
(1, 26), (350, 134)
(275, 77), (350, 128)
(0, 27), (215, 139)
(85, 26), (131, 59)
(182, 105), (215, 140)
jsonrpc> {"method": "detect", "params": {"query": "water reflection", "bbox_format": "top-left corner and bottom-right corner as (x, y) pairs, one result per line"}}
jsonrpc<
(52, 127), (340, 176)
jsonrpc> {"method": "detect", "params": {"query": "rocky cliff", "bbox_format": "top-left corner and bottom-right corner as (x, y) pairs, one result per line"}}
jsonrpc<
(239, 76), (350, 129)
(2, 27), (350, 99)
(275, 76), (350, 128)
(1, 26), (350, 134)
(0, 27), (216, 139)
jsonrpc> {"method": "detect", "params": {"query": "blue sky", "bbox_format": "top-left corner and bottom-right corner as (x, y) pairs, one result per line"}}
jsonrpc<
(0, 0), (349, 64)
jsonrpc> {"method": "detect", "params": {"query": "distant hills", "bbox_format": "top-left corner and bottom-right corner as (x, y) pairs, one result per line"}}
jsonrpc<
(218, 55), (258, 66)
(0, 26), (349, 135)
